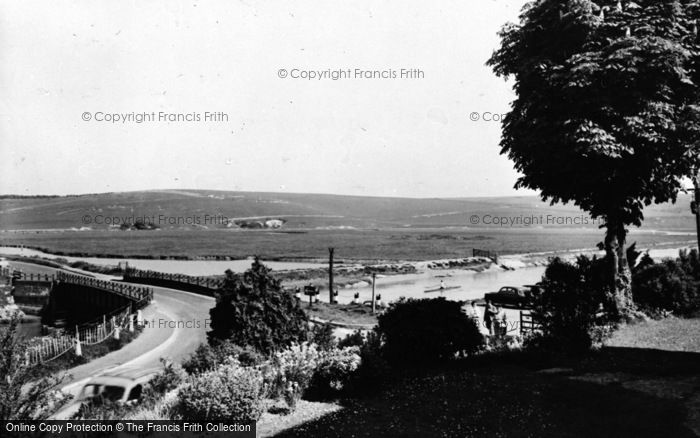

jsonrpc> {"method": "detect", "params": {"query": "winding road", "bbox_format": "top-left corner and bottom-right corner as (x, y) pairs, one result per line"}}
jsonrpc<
(9, 261), (213, 401)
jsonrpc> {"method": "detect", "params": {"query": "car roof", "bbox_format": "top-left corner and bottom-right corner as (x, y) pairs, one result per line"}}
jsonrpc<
(93, 366), (159, 381)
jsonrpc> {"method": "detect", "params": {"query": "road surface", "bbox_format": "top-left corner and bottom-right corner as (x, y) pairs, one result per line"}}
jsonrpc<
(8, 261), (212, 405)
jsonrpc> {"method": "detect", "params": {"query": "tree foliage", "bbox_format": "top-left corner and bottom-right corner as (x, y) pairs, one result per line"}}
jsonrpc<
(488, 0), (700, 314)
(529, 256), (616, 354)
(207, 258), (309, 355)
(377, 297), (483, 367)
(0, 313), (69, 419)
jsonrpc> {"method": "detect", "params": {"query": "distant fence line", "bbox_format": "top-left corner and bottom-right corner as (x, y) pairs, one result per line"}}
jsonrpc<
(472, 248), (498, 263)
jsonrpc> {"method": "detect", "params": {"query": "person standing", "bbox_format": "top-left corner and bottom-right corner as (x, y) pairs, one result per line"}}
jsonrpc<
(484, 300), (497, 335)
(467, 300), (479, 321)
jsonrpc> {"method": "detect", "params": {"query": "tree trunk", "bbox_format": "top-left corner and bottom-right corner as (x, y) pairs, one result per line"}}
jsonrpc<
(604, 220), (633, 316)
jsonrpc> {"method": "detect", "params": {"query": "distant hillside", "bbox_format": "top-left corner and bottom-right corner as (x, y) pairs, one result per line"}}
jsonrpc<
(0, 189), (695, 231)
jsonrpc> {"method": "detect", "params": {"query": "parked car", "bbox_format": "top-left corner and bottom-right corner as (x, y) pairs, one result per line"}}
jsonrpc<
(53, 366), (159, 419)
(484, 286), (535, 308)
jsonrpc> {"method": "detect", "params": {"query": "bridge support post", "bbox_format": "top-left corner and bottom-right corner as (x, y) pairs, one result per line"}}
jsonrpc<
(113, 316), (120, 340)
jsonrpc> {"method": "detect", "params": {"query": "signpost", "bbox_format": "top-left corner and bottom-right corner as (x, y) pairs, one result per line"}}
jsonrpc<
(304, 285), (319, 308)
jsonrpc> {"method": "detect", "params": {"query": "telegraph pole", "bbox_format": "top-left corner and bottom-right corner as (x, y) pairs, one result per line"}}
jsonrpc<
(328, 247), (334, 303)
(371, 272), (376, 315)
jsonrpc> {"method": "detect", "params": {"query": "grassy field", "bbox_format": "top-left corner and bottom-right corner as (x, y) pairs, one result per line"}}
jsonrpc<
(0, 228), (694, 261)
(1, 190), (696, 261)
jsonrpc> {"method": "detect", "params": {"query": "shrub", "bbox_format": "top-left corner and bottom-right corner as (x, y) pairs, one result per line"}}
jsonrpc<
(208, 258), (309, 355)
(177, 361), (264, 422)
(377, 297), (484, 367)
(308, 347), (361, 399)
(148, 359), (187, 395)
(261, 342), (321, 410)
(632, 250), (700, 316)
(1, 314), (70, 419)
(182, 344), (219, 375)
(73, 397), (129, 420)
(527, 256), (615, 355)
(347, 330), (390, 394)
(309, 323), (336, 351)
(182, 341), (264, 375)
(338, 329), (365, 349)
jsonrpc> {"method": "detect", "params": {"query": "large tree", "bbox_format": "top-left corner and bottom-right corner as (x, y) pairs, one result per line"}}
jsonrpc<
(207, 258), (309, 354)
(488, 0), (700, 315)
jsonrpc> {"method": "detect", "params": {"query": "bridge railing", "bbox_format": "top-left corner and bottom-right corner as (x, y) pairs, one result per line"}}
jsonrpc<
(11, 272), (56, 282)
(123, 268), (223, 292)
(55, 272), (153, 302)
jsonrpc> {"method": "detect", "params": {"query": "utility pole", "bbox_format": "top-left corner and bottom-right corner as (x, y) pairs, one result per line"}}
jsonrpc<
(328, 247), (335, 304)
(693, 175), (700, 253)
(371, 272), (376, 315)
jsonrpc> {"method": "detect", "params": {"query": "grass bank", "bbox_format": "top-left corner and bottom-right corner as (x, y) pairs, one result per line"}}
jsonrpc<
(271, 316), (700, 437)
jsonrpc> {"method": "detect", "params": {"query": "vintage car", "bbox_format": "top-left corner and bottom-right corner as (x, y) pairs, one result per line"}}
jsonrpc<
(484, 285), (536, 308)
(53, 366), (159, 419)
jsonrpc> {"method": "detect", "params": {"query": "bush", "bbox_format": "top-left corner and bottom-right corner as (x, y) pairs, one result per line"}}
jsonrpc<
(208, 258), (309, 355)
(347, 331), (390, 394)
(261, 342), (321, 410)
(527, 256), (615, 355)
(309, 323), (336, 351)
(1, 314), (70, 419)
(73, 397), (129, 420)
(377, 297), (483, 367)
(632, 250), (700, 316)
(177, 361), (264, 422)
(147, 359), (187, 395)
(182, 341), (264, 375)
(338, 329), (365, 349)
(308, 347), (361, 399)
(182, 344), (219, 374)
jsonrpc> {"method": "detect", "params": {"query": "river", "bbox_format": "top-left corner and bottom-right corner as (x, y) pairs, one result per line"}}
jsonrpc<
(0, 246), (324, 275)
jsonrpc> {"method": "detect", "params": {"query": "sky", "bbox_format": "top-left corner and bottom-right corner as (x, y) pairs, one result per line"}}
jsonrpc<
(0, 0), (534, 198)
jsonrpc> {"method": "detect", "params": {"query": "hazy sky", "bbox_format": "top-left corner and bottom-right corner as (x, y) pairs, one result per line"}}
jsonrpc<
(0, 0), (533, 198)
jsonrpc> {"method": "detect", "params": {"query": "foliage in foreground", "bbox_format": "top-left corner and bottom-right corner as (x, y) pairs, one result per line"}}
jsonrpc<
(182, 340), (263, 374)
(632, 249), (700, 316)
(377, 297), (483, 367)
(528, 256), (616, 354)
(0, 313), (70, 419)
(488, 0), (700, 316)
(177, 360), (265, 422)
(207, 258), (309, 355)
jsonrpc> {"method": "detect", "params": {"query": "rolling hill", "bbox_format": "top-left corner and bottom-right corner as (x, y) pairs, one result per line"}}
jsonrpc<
(0, 189), (695, 231)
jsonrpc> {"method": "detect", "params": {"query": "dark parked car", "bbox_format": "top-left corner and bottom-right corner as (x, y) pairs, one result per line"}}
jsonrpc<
(484, 286), (536, 308)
